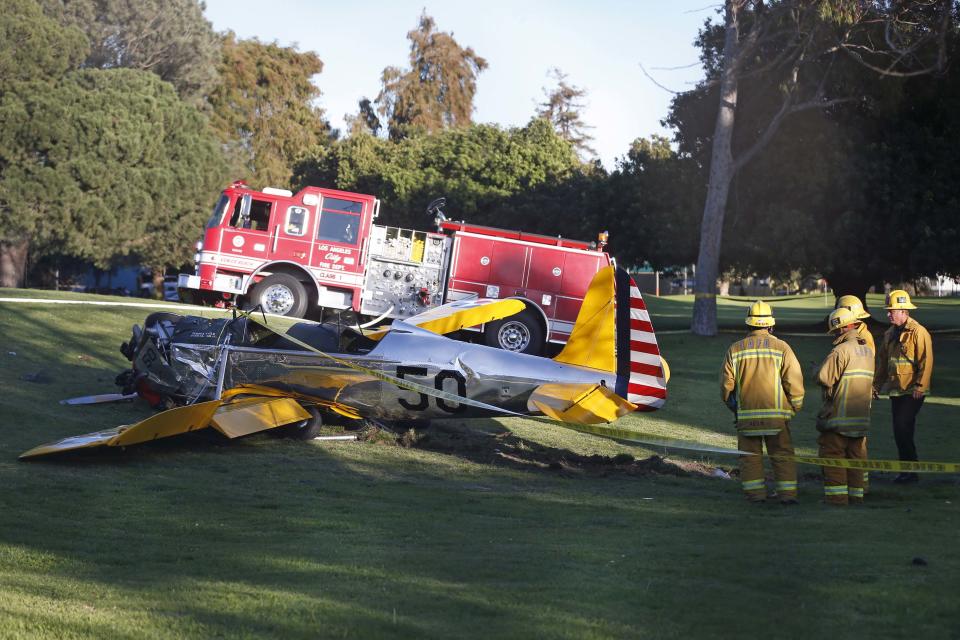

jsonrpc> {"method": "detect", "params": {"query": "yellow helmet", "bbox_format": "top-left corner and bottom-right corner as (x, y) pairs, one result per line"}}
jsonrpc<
(884, 289), (917, 310)
(827, 307), (857, 334)
(835, 294), (871, 320)
(745, 300), (775, 328)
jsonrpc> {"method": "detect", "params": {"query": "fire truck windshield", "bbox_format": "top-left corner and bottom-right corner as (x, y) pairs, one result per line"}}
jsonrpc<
(205, 194), (229, 229)
(322, 197), (362, 213)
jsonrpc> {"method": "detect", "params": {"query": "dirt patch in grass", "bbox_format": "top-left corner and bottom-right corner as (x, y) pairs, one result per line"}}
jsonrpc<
(358, 420), (728, 480)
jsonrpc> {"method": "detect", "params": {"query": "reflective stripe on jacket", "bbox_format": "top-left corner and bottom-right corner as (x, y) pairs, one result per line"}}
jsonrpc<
(874, 317), (933, 396)
(815, 330), (875, 437)
(721, 330), (804, 435)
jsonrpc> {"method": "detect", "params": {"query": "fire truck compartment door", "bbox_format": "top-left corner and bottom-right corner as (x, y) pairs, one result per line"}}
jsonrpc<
(450, 237), (493, 283)
(488, 242), (527, 288)
(527, 247), (566, 293)
(561, 252), (606, 293)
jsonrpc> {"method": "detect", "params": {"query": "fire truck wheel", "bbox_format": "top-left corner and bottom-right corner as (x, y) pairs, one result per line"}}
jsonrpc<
(250, 273), (309, 317)
(282, 405), (323, 440)
(484, 309), (544, 355)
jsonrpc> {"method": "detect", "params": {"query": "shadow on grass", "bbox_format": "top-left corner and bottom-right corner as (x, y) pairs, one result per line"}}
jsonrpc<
(2, 431), (744, 638)
(5, 424), (959, 639)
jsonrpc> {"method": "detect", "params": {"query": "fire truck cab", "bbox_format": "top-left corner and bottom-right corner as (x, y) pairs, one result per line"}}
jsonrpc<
(179, 182), (612, 355)
(179, 181), (377, 317)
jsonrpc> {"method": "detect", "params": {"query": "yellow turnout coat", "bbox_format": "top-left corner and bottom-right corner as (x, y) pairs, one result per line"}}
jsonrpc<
(721, 330), (804, 436)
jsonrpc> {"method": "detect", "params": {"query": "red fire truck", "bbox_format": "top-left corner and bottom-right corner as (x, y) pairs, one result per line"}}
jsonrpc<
(178, 181), (612, 355)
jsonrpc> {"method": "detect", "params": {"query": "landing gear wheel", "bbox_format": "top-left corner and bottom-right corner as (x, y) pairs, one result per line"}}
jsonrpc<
(249, 273), (308, 317)
(282, 405), (323, 440)
(484, 309), (544, 355)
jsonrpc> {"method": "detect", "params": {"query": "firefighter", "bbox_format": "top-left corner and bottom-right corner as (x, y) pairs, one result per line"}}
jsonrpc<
(721, 301), (805, 504)
(834, 295), (875, 493)
(815, 307), (875, 505)
(874, 289), (933, 483)
(834, 294), (875, 354)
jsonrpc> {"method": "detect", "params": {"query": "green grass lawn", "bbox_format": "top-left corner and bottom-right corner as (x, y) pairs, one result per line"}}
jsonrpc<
(1, 291), (958, 639)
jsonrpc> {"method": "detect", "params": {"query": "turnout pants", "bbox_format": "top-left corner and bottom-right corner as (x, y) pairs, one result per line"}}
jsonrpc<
(737, 426), (797, 502)
(817, 431), (867, 505)
(891, 395), (925, 462)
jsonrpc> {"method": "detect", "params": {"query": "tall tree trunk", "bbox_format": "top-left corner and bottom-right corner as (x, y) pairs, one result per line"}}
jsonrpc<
(0, 238), (29, 288)
(826, 270), (876, 316)
(691, 1), (741, 336)
(151, 266), (166, 300)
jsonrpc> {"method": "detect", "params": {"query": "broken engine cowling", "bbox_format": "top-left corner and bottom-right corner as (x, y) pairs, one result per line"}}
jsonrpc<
(116, 312), (351, 408)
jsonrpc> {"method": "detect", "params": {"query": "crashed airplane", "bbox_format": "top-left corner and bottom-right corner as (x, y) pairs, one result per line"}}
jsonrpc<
(21, 266), (668, 459)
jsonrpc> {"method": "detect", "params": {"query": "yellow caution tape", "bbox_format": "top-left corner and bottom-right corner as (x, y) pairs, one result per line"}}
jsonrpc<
(769, 455), (960, 474)
(554, 421), (960, 474)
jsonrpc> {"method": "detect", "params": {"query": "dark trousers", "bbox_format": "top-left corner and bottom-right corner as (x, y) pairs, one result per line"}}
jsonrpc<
(891, 395), (925, 461)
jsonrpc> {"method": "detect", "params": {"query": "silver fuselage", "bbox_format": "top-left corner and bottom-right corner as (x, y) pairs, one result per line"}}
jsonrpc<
(190, 324), (616, 421)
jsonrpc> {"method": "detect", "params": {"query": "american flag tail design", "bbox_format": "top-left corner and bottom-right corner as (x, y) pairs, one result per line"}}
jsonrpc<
(614, 268), (667, 411)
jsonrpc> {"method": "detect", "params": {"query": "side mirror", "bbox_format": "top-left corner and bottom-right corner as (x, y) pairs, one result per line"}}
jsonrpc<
(237, 194), (253, 229)
(239, 194), (252, 220)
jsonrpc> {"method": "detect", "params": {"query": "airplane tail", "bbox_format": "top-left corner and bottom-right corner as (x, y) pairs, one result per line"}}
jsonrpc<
(548, 266), (667, 417)
(612, 267), (667, 411)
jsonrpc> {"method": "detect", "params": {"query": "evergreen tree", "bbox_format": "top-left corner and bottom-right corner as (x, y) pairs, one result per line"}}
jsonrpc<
(207, 33), (332, 187)
(344, 98), (382, 137)
(2, 68), (227, 285)
(536, 68), (596, 159)
(39, 0), (221, 104)
(376, 13), (488, 140)
(0, 0), (88, 286)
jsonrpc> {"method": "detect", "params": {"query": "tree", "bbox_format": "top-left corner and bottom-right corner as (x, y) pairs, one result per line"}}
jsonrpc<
(376, 13), (488, 140)
(293, 119), (587, 232)
(1, 69), (227, 287)
(39, 0), (221, 104)
(604, 136), (702, 269)
(682, 0), (953, 335)
(1, 0), (88, 84)
(0, 0), (89, 286)
(207, 33), (332, 187)
(344, 97), (382, 137)
(536, 68), (596, 159)
(716, 41), (960, 303)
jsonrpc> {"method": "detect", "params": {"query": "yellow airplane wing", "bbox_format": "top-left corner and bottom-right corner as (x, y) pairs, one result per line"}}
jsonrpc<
(365, 298), (526, 340)
(20, 396), (317, 459)
(18, 426), (131, 459)
(221, 385), (364, 420)
(210, 397), (311, 438)
(20, 400), (223, 459)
